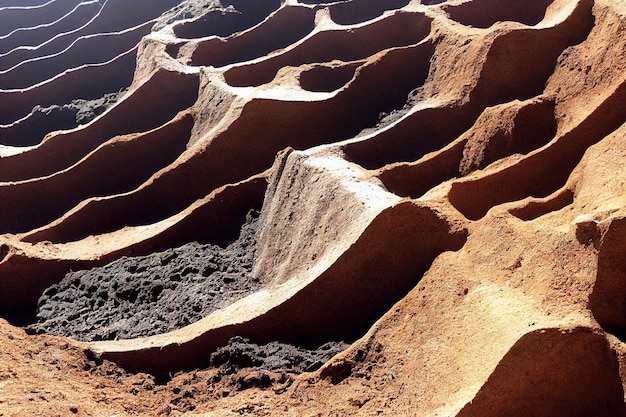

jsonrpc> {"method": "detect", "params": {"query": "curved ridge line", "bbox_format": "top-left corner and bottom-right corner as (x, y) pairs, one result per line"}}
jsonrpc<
(0, 0), (55, 11)
(0, 18), (150, 76)
(0, 0), (99, 40)
(0, 0), (108, 58)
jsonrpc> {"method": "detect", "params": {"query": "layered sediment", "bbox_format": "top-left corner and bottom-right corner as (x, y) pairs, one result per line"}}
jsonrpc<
(0, 0), (625, 416)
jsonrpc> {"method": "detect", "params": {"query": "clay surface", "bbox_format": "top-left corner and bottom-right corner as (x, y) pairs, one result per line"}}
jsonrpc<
(1, 0), (625, 416)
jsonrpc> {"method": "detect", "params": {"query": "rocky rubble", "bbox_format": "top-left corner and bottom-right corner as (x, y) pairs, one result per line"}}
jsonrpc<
(28, 211), (261, 341)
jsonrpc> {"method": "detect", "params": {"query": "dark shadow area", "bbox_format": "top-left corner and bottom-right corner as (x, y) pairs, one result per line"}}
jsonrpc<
(173, 0), (281, 39)
(0, 105), (78, 146)
(0, 0), (81, 37)
(457, 328), (625, 417)
(329, 0), (411, 25)
(371, 98), (556, 199)
(299, 62), (360, 92)
(376, 139), (467, 198)
(0, 46), (137, 126)
(0, 114), (193, 234)
(297, 0), (341, 4)
(224, 11), (431, 87)
(0, 0), (100, 54)
(0, 22), (151, 88)
(589, 217), (626, 342)
(0, 306), (38, 327)
(343, 104), (475, 171)
(0, 0), (50, 7)
(508, 188), (574, 221)
(188, 5), (315, 67)
(0, 69), (199, 183)
(0, 0), (181, 69)
(445, 0), (554, 28)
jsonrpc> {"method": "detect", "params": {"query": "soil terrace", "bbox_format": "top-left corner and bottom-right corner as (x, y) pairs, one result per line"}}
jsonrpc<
(0, 0), (625, 416)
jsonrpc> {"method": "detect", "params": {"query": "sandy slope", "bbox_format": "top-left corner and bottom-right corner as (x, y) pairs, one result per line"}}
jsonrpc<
(0, 0), (625, 415)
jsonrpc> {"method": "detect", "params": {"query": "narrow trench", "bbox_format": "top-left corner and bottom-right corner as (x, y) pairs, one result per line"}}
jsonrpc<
(188, 5), (315, 68)
(224, 11), (431, 87)
(0, 0), (51, 7)
(589, 218), (626, 342)
(0, 0), (81, 37)
(0, 114), (193, 234)
(173, 0), (281, 39)
(343, 104), (476, 171)
(299, 62), (361, 92)
(0, 46), (137, 126)
(375, 98), (557, 200)
(0, 0), (100, 54)
(328, 0), (411, 26)
(507, 188), (574, 221)
(297, 0), (342, 4)
(0, 22), (152, 88)
(0, 0), (181, 70)
(0, 105), (79, 147)
(375, 139), (468, 199)
(448, 81), (626, 221)
(444, 0), (554, 29)
(0, 69), (199, 183)
(0, 91), (127, 147)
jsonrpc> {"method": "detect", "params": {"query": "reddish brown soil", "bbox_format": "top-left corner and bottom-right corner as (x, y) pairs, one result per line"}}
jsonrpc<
(1, 0), (626, 416)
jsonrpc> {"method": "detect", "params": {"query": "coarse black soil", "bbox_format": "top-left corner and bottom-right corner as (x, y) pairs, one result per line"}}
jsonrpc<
(72, 91), (127, 125)
(210, 336), (349, 376)
(28, 211), (262, 341)
(152, 0), (223, 31)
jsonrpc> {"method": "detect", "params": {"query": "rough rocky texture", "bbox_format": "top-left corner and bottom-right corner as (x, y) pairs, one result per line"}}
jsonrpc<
(0, 0), (626, 416)
(210, 337), (349, 376)
(28, 211), (260, 341)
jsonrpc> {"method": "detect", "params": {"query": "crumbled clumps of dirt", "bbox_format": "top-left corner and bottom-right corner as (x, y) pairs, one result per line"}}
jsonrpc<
(210, 336), (349, 376)
(154, 336), (349, 414)
(72, 91), (127, 125)
(28, 211), (261, 341)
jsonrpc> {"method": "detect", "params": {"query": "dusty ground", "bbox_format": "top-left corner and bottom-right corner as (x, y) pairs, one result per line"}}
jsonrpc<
(0, 0), (625, 416)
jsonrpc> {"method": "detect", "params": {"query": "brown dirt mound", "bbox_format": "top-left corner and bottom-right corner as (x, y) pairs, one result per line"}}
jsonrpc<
(1, 0), (626, 416)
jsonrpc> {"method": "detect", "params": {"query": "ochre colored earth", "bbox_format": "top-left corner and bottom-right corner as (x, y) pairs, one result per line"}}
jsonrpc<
(0, 0), (625, 415)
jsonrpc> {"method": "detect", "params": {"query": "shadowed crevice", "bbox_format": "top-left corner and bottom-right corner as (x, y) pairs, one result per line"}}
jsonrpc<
(187, 5), (315, 68)
(224, 11), (432, 87)
(457, 328), (625, 417)
(445, 0), (554, 29)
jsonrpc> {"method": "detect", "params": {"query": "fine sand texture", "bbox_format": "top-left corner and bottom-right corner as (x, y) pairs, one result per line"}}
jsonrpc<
(0, 0), (625, 416)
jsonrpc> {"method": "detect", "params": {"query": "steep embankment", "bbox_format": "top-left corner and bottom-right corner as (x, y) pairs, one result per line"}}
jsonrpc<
(0, 0), (625, 416)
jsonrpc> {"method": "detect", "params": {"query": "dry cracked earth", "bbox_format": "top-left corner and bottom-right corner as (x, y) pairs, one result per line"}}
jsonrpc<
(0, 0), (625, 415)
